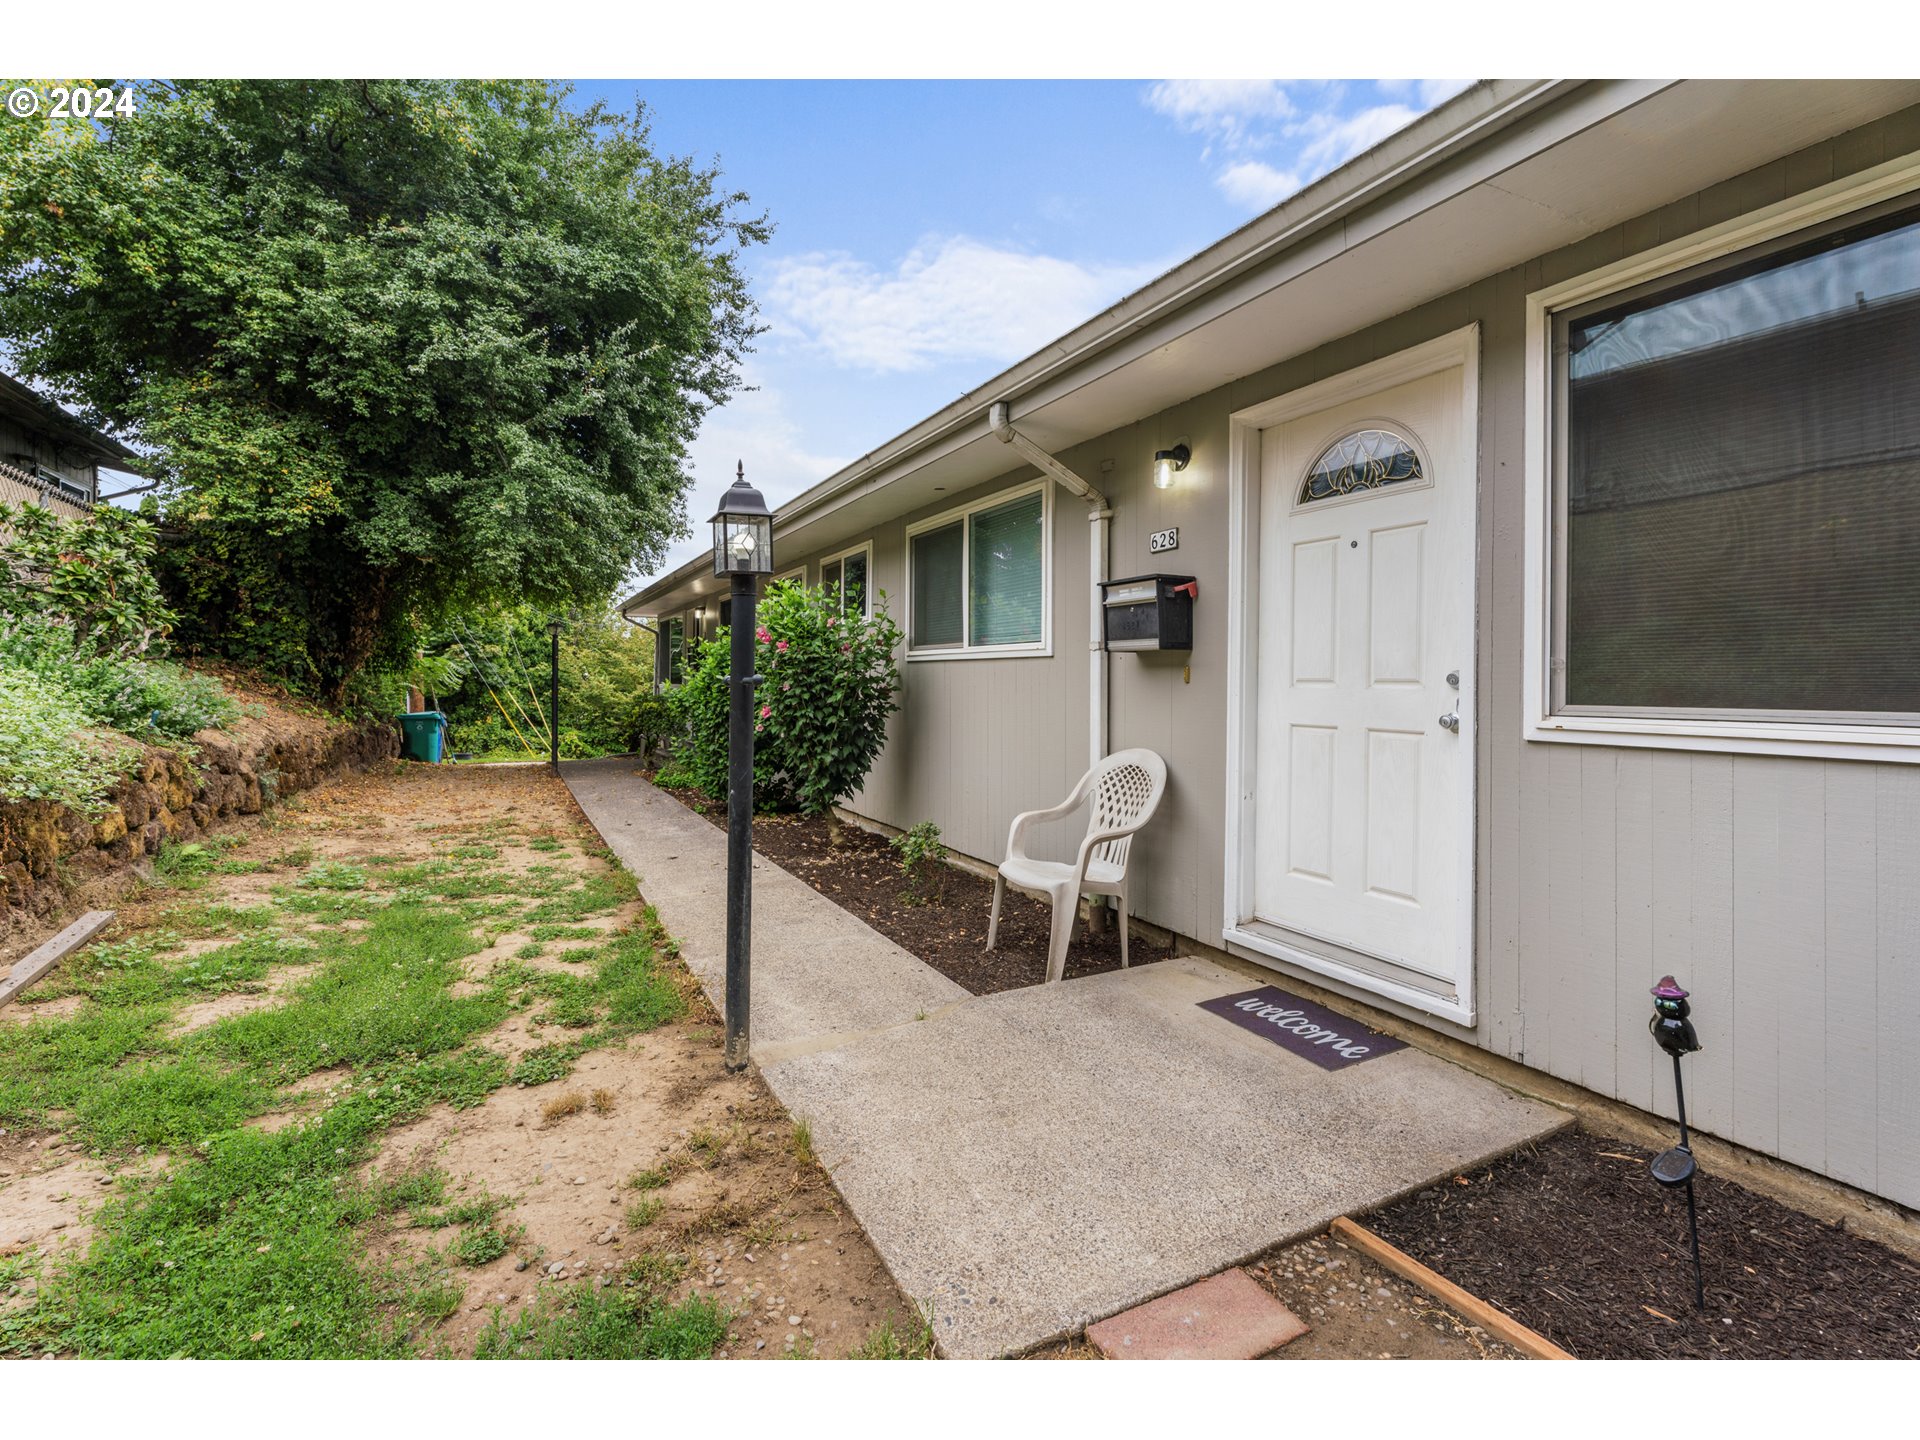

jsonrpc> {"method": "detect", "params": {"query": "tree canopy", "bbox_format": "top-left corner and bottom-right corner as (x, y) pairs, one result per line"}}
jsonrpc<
(0, 79), (766, 699)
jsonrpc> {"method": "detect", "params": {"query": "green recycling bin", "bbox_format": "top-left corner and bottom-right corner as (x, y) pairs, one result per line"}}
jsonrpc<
(398, 711), (448, 763)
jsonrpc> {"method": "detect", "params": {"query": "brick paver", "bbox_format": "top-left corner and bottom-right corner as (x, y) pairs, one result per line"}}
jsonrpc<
(1087, 1268), (1309, 1359)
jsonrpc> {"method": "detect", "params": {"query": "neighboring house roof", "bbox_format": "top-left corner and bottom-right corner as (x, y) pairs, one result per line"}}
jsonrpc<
(0, 372), (145, 473)
(625, 77), (1920, 619)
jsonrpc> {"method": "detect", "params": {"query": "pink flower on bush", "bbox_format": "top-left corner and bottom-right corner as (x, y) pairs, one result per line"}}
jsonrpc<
(760, 704), (771, 719)
(781, 680), (791, 691)
(775, 639), (789, 652)
(841, 643), (851, 654)
(755, 627), (771, 642)
(826, 616), (837, 627)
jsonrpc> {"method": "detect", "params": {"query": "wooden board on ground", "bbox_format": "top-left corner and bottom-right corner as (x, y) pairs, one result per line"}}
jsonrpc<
(0, 910), (113, 1010)
(1329, 1215), (1576, 1360)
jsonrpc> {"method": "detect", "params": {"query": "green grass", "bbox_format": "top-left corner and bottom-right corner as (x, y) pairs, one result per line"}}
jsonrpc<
(473, 1284), (728, 1360)
(0, 832), (677, 1359)
(851, 1311), (937, 1359)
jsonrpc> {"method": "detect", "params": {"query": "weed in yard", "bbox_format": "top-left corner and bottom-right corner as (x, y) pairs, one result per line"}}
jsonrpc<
(298, 860), (370, 891)
(621, 1250), (688, 1291)
(474, 1283), (726, 1360)
(540, 1091), (586, 1122)
(264, 845), (315, 869)
(686, 1126), (724, 1162)
(851, 1310), (937, 1359)
(625, 1196), (663, 1230)
(514, 941), (545, 960)
(529, 924), (601, 942)
(781, 1334), (819, 1358)
(450, 1225), (511, 1268)
(519, 870), (637, 926)
(163, 902), (277, 937)
(626, 1163), (676, 1191)
(527, 835), (567, 853)
(153, 834), (247, 890)
(792, 1118), (815, 1167)
(448, 843), (500, 861)
(589, 1087), (616, 1115)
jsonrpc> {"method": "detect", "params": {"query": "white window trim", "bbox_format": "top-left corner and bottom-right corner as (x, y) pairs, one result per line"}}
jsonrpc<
(1522, 152), (1920, 765)
(770, 565), (806, 589)
(818, 542), (873, 618)
(903, 480), (1053, 661)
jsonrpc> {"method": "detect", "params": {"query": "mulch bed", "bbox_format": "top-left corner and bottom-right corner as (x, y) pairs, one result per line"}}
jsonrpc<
(1364, 1126), (1920, 1359)
(650, 777), (1145, 995)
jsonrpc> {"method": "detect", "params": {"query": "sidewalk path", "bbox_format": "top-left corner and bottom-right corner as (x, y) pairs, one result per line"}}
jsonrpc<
(565, 758), (1566, 1358)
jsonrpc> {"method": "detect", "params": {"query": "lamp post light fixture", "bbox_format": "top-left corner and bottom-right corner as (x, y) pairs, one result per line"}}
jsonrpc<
(1649, 976), (1706, 1309)
(546, 616), (564, 772)
(709, 462), (774, 1071)
(1152, 443), (1191, 490)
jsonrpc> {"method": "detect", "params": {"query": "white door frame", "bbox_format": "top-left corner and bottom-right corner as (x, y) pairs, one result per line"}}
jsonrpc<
(1222, 324), (1480, 1025)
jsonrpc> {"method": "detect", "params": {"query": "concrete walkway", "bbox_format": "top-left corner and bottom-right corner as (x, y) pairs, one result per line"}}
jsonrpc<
(564, 758), (1567, 1358)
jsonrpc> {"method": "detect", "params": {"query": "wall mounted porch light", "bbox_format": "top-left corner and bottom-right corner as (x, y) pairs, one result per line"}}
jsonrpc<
(1153, 443), (1191, 489)
(707, 462), (773, 1072)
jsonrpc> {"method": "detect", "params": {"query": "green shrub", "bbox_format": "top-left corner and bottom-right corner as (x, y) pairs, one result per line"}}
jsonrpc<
(674, 584), (902, 815)
(1, 615), (235, 740)
(0, 501), (174, 654)
(0, 668), (131, 811)
(890, 821), (948, 904)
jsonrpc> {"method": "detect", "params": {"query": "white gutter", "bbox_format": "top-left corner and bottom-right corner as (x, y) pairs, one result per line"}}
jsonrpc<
(989, 402), (1110, 771)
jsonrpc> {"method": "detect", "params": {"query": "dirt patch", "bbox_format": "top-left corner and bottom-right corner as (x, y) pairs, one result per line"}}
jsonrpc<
(651, 779), (1141, 995)
(371, 1033), (912, 1358)
(8, 759), (925, 1358)
(1364, 1126), (1920, 1359)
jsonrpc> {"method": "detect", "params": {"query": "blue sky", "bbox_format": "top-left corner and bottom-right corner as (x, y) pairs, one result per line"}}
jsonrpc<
(571, 79), (1470, 589)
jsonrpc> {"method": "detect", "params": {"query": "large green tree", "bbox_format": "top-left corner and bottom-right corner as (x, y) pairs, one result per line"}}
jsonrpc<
(0, 79), (765, 700)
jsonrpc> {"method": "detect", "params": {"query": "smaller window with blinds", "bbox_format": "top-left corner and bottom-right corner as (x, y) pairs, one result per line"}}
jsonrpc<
(1298, 427), (1425, 505)
(906, 483), (1051, 657)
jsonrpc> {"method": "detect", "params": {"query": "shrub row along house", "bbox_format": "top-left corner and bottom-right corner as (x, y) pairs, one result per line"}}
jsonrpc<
(627, 80), (1920, 1212)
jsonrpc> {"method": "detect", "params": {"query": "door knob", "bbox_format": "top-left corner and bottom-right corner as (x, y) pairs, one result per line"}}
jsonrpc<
(1439, 710), (1460, 733)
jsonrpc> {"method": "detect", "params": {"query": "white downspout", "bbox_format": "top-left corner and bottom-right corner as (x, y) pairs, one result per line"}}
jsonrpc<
(989, 402), (1110, 772)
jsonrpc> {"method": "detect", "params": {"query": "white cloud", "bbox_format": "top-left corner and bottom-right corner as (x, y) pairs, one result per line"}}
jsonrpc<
(764, 237), (1161, 374)
(1380, 78), (1474, 108)
(1146, 79), (1294, 149)
(1296, 103), (1423, 172)
(628, 373), (854, 592)
(1215, 160), (1303, 210)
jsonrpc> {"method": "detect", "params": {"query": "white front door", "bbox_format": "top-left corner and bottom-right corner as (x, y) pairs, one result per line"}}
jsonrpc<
(1247, 351), (1475, 1008)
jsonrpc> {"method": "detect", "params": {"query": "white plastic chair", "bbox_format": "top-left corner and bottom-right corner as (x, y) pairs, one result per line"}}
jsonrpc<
(985, 748), (1168, 984)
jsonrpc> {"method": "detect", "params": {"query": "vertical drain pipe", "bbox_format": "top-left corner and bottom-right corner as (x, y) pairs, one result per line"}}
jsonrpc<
(988, 402), (1110, 773)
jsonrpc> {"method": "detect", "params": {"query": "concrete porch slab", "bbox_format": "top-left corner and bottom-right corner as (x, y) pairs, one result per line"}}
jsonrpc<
(762, 953), (1566, 1358)
(562, 759), (1568, 1361)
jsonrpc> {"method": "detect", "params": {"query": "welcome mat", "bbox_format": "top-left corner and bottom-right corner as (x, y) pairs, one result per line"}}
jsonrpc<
(1198, 986), (1408, 1071)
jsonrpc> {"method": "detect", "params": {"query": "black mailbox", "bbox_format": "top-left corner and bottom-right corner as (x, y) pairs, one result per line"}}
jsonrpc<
(1101, 573), (1196, 652)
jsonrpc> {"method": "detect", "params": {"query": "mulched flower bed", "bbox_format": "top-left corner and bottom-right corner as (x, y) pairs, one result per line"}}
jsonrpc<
(651, 777), (1145, 994)
(1364, 1126), (1920, 1359)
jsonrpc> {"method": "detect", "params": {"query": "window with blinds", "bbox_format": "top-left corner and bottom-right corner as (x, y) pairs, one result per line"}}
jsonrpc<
(908, 485), (1048, 654)
(1556, 200), (1920, 719)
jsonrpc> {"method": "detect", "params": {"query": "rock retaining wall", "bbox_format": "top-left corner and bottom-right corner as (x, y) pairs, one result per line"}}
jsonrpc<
(1, 712), (397, 936)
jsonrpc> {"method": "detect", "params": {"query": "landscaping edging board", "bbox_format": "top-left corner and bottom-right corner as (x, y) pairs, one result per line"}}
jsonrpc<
(1, 710), (398, 946)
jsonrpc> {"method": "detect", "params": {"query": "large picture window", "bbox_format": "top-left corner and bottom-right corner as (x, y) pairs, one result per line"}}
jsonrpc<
(906, 484), (1049, 657)
(1548, 194), (1920, 729)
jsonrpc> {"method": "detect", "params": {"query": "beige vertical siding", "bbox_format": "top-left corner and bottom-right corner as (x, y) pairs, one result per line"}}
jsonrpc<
(659, 102), (1920, 1207)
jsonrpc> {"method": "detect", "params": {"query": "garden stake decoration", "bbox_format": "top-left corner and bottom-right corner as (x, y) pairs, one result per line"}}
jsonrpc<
(710, 462), (773, 1071)
(1649, 976), (1706, 1309)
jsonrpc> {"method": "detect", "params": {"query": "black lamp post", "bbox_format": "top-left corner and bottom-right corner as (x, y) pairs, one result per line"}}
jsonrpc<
(547, 616), (563, 771)
(1650, 976), (1706, 1309)
(710, 462), (773, 1071)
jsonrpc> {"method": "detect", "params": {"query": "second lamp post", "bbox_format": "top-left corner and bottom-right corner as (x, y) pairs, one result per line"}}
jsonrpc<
(710, 462), (773, 1071)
